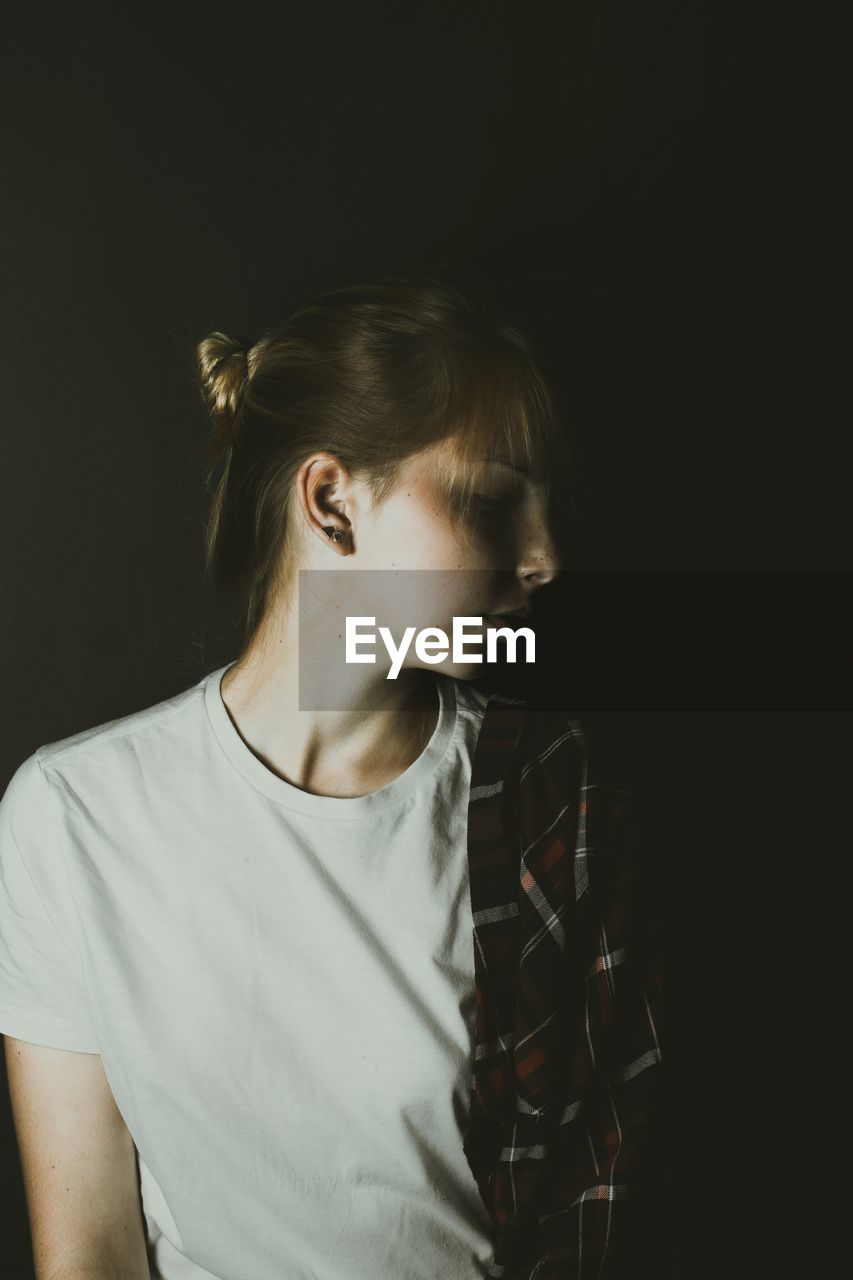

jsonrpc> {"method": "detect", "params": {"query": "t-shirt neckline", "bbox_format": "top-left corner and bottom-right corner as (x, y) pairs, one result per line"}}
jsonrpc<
(203, 662), (459, 818)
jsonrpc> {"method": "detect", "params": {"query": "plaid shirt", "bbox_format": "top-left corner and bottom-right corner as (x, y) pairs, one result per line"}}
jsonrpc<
(462, 692), (664, 1279)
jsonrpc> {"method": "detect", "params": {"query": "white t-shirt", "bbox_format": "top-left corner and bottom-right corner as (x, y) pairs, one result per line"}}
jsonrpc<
(0, 663), (500, 1280)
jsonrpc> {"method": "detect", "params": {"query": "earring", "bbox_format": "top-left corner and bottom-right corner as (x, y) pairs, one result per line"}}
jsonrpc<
(323, 526), (345, 544)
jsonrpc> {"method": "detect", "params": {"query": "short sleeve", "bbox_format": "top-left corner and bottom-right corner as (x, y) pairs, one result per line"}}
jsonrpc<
(0, 750), (100, 1053)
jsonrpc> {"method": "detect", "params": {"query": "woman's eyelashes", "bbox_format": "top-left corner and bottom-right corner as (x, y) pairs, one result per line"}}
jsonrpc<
(472, 491), (518, 513)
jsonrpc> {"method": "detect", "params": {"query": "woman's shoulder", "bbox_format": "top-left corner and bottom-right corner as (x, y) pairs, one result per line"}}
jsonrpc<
(18, 669), (212, 799)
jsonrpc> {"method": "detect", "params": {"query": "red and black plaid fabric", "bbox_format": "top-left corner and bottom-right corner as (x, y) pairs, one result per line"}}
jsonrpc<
(462, 693), (664, 1279)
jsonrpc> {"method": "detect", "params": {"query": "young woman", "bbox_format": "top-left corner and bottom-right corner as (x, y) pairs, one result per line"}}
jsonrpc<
(0, 273), (663, 1280)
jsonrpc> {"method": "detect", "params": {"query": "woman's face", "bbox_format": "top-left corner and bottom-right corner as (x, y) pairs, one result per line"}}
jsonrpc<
(321, 435), (562, 681)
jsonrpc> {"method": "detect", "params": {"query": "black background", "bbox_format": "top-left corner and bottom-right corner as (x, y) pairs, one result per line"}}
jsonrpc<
(0, 2), (847, 1276)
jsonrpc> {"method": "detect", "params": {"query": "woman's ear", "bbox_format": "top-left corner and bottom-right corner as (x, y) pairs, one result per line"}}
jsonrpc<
(296, 452), (353, 551)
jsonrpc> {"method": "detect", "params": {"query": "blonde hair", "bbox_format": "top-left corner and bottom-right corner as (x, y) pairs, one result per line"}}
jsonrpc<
(196, 268), (568, 658)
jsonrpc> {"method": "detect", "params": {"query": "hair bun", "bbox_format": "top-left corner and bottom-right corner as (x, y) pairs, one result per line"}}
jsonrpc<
(196, 330), (252, 428)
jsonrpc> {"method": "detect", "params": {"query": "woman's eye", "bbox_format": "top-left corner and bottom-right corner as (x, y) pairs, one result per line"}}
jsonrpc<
(473, 493), (513, 511)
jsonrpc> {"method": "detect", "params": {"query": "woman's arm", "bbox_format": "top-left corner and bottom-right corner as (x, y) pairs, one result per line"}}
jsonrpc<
(3, 1036), (151, 1280)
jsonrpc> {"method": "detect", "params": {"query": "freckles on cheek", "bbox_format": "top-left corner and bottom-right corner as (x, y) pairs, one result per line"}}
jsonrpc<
(398, 484), (446, 535)
(394, 478), (480, 565)
(373, 502), (441, 565)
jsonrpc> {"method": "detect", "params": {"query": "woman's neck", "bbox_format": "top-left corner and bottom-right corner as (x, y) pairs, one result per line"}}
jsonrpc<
(219, 610), (440, 799)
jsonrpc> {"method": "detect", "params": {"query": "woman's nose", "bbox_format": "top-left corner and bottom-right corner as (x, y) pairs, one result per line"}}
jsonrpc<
(517, 510), (562, 588)
(518, 559), (560, 589)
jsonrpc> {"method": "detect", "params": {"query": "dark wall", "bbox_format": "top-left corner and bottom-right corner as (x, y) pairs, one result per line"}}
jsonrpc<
(0, 1), (838, 765)
(1, 1), (711, 769)
(0, 3), (843, 1276)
